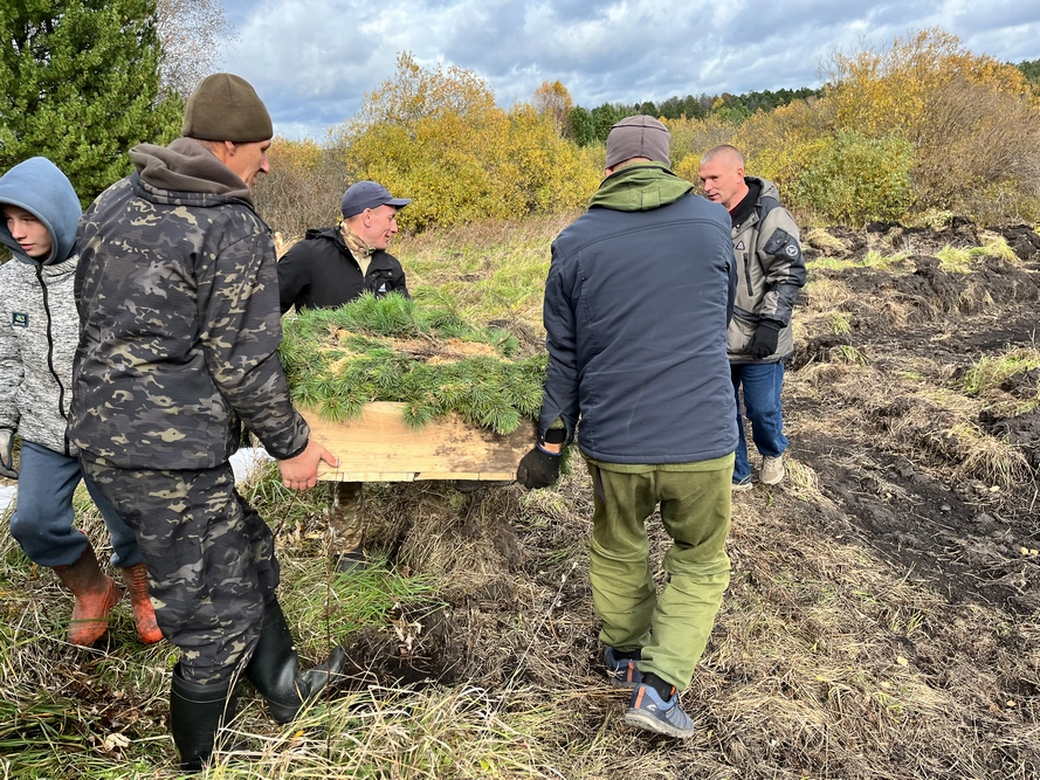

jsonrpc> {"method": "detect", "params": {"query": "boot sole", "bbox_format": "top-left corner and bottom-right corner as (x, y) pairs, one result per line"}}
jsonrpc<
(623, 707), (695, 739)
(268, 701), (301, 725)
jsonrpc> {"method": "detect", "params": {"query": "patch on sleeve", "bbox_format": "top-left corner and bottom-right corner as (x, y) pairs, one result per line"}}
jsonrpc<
(763, 228), (802, 261)
(11, 312), (28, 328)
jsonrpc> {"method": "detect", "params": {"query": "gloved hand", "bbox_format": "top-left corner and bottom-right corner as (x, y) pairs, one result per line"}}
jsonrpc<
(748, 320), (782, 360)
(0, 428), (17, 480)
(516, 444), (561, 489)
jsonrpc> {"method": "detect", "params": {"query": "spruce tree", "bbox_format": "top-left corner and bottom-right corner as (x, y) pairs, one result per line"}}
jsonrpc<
(0, 0), (182, 205)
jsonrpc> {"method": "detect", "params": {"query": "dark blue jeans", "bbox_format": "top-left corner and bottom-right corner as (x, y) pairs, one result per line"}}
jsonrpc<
(9, 441), (142, 568)
(731, 362), (789, 482)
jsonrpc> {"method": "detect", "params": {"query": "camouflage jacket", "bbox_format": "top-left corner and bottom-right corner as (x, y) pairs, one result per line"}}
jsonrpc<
(728, 177), (806, 364)
(70, 138), (310, 469)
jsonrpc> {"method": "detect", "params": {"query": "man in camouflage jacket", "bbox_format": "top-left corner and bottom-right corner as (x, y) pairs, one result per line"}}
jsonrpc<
(71, 74), (343, 771)
(699, 145), (806, 489)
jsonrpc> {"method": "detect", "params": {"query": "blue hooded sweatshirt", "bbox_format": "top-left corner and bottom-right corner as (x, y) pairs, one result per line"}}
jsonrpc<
(0, 157), (84, 453)
(0, 156), (81, 266)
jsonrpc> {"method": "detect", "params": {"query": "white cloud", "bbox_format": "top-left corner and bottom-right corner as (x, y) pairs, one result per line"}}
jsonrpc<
(215, 0), (1040, 140)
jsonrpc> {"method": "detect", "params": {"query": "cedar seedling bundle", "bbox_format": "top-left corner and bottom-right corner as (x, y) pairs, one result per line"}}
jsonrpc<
(280, 293), (546, 434)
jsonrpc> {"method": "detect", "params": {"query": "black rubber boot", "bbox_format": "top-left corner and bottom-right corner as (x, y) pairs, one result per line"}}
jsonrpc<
(245, 600), (346, 724)
(169, 664), (237, 772)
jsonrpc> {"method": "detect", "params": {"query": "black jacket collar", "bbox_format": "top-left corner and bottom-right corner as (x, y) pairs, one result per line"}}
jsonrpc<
(729, 178), (762, 228)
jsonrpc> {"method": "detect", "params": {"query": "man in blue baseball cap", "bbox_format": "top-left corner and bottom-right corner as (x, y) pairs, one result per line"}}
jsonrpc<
(278, 180), (411, 313)
(276, 180), (412, 571)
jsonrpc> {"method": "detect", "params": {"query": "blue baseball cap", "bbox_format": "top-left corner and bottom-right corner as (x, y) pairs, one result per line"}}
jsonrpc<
(340, 180), (411, 218)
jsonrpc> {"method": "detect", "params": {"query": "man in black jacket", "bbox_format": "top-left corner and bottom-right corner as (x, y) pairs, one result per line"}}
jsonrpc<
(517, 116), (737, 739)
(277, 181), (411, 569)
(277, 180), (410, 313)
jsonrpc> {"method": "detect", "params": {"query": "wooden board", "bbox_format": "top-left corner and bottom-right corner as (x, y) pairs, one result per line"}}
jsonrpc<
(299, 402), (534, 483)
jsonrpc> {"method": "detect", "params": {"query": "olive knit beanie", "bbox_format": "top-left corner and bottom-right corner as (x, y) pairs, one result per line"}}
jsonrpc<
(182, 73), (273, 143)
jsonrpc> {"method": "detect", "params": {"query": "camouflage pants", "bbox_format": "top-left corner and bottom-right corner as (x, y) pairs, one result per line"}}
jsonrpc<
(81, 458), (279, 685)
(330, 481), (364, 550)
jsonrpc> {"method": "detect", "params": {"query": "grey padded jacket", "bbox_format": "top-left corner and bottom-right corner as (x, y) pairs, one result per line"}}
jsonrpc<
(728, 177), (806, 364)
(0, 157), (83, 454)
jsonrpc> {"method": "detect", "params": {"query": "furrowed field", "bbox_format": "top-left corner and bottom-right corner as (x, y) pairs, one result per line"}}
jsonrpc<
(2, 212), (1039, 778)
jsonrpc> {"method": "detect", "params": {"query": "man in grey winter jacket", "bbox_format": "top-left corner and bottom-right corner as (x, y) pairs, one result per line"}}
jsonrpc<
(0, 156), (161, 647)
(699, 145), (806, 489)
(71, 74), (344, 771)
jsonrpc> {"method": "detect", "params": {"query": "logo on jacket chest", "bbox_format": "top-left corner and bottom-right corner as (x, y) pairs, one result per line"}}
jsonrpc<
(11, 312), (28, 328)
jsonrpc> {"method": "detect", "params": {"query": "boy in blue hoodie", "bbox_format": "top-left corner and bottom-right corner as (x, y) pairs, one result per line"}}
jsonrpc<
(0, 157), (161, 646)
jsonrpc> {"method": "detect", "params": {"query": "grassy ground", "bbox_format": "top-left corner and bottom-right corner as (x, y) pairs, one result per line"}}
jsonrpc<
(2, 216), (1039, 778)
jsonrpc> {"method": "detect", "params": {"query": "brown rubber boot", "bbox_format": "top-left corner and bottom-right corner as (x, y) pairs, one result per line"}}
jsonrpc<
(52, 544), (123, 647)
(121, 563), (163, 645)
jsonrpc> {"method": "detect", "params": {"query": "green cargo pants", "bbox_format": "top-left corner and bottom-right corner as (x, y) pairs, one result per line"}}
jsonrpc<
(585, 453), (733, 690)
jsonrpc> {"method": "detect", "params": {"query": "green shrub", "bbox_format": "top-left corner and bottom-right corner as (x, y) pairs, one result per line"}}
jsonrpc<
(786, 131), (914, 224)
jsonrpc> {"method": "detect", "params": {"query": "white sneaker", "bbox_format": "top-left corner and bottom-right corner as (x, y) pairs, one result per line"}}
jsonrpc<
(760, 455), (785, 485)
(731, 476), (754, 492)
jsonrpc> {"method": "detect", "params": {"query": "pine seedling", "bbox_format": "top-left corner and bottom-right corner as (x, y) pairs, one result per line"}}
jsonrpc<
(280, 294), (546, 434)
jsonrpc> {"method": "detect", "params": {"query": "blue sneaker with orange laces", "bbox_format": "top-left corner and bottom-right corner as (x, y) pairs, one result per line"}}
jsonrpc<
(624, 681), (695, 738)
(603, 647), (642, 688)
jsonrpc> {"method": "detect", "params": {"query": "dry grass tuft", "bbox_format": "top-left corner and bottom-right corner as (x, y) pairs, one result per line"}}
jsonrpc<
(963, 348), (1040, 397)
(782, 457), (837, 509)
(804, 226), (849, 254)
(949, 422), (1033, 487)
(802, 277), (854, 309)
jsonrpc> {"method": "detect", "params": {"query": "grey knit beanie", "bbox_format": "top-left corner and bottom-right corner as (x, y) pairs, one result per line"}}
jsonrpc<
(605, 115), (670, 169)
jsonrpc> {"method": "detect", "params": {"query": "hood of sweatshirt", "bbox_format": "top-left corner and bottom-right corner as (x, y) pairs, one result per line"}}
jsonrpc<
(0, 157), (82, 266)
(588, 162), (694, 212)
(129, 137), (254, 207)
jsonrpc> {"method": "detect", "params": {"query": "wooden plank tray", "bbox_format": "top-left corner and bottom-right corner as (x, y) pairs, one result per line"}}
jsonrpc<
(299, 402), (534, 482)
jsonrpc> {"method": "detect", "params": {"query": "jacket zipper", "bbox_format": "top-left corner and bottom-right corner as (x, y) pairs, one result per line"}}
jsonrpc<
(735, 222), (755, 298)
(36, 265), (70, 455)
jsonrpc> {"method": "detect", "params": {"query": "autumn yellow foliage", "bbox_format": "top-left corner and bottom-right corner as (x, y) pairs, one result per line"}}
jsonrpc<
(259, 31), (1040, 236)
(825, 29), (1040, 221)
(342, 54), (599, 230)
(253, 137), (346, 239)
(829, 28), (1034, 138)
(672, 29), (1040, 224)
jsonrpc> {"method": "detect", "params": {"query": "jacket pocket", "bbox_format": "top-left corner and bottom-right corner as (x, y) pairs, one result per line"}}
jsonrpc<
(727, 311), (757, 356)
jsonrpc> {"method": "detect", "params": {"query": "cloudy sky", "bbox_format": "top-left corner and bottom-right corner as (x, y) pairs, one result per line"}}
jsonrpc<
(217, 0), (1040, 140)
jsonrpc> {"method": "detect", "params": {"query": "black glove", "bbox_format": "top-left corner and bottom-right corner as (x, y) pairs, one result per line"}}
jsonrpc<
(516, 445), (561, 489)
(0, 428), (17, 480)
(748, 320), (782, 360)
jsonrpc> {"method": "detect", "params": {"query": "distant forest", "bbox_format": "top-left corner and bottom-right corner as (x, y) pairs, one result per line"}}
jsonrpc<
(1018, 58), (1040, 84)
(568, 58), (1040, 146)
